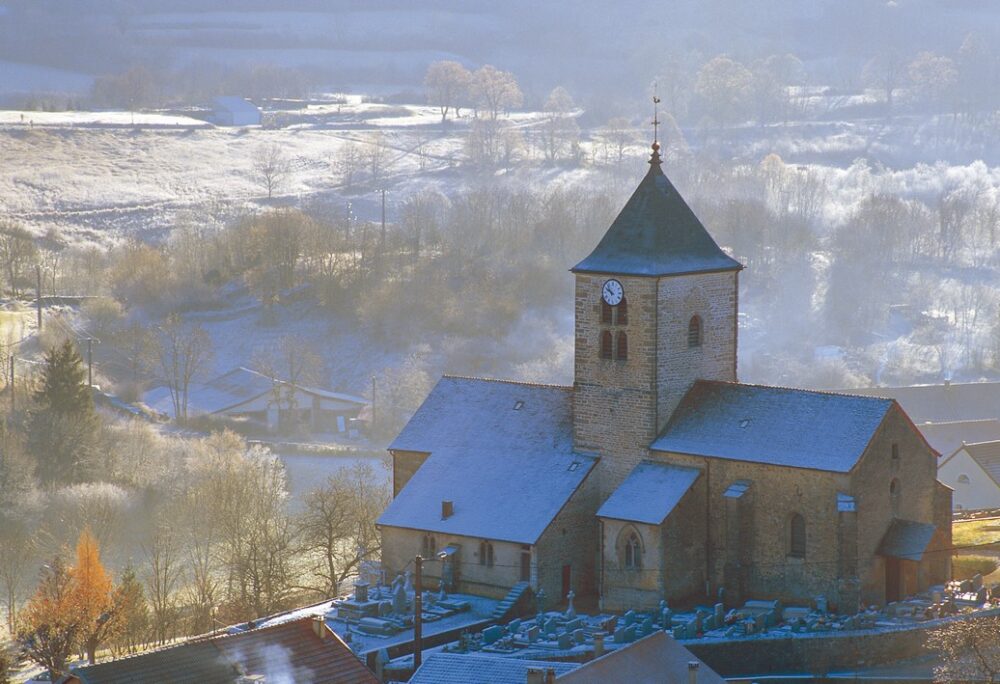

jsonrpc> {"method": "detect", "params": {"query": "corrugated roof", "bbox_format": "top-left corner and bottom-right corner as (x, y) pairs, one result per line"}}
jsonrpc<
(69, 617), (377, 684)
(410, 653), (578, 684)
(597, 461), (700, 525)
(918, 420), (1000, 459)
(380, 376), (596, 543)
(849, 382), (1000, 424)
(571, 152), (742, 277)
(877, 519), (937, 561)
(651, 381), (894, 472)
(555, 631), (725, 683)
(960, 441), (1000, 488)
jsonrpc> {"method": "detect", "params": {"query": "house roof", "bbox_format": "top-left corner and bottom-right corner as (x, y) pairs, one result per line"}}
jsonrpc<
(68, 617), (377, 684)
(877, 519), (937, 561)
(597, 461), (701, 525)
(918, 420), (1000, 460)
(954, 440), (1000, 488)
(146, 366), (367, 418)
(651, 381), (895, 472)
(555, 631), (725, 684)
(571, 150), (742, 277)
(848, 382), (1000, 424)
(380, 376), (596, 544)
(213, 96), (261, 115)
(410, 653), (578, 684)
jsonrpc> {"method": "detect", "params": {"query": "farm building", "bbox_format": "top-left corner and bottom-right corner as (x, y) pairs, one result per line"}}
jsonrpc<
(938, 441), (1000, 511)
(146, 366), (368, 435)
(211, 96), (262, 126)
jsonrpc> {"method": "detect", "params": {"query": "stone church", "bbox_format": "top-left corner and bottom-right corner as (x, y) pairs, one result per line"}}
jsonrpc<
(377, 142), (952, 613)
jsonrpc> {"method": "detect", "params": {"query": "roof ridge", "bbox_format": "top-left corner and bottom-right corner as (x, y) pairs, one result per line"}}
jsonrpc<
(963, 439), (1000, 449)
(441, 374), (572, 391)
(696, 379), (895, 402)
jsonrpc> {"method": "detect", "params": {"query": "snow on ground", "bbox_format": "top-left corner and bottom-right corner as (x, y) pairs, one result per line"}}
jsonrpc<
(0, 110), (210, 128)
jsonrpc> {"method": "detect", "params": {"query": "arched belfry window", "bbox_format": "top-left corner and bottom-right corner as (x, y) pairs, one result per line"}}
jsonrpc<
(617, 297), (628, 325)
(601, 300), (613, 325)
(616, 331), (628, 360)
(789, 514), (806, 558)
(623, 531), (643, 569)
(600, 331), (613, 359)
(688, 315), (703, 348)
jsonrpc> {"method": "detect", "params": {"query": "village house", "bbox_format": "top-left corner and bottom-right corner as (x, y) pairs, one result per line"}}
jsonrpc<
(938, 440), (1000, 511)
(378, 141), (952, 613)
(211, 96), (262, 126)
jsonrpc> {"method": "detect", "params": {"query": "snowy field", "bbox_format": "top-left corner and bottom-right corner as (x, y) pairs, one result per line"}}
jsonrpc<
(276, 451), (389, 511)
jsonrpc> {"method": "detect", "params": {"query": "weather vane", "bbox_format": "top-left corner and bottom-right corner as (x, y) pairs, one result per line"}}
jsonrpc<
(652, 84), (661, 146)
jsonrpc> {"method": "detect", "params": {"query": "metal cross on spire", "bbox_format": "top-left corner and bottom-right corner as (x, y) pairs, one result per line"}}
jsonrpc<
(652, 87), (661, 145)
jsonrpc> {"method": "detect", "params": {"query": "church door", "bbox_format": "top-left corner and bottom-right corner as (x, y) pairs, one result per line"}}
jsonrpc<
(885, 557), (901, 603)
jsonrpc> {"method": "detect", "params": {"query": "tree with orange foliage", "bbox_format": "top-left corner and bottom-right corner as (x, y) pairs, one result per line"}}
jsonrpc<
(72, 527), (118, 665)
(16, 556), (82, 681)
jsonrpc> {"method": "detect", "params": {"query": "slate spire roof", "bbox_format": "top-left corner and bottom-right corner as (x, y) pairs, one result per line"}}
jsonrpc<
(572, 144), (743, 277)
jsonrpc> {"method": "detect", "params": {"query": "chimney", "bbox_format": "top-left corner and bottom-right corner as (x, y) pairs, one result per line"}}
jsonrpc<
(544, 668), (556, 684)
(441, 500), (454, 519)
(688, 661), (700, 684)
(593, 631), (605, 658)
(312, 615), (328, 640)
(526, 668), (545, 684)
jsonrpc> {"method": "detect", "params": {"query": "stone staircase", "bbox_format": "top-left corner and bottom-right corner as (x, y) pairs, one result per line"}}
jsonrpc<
(492, 581), (532, 621)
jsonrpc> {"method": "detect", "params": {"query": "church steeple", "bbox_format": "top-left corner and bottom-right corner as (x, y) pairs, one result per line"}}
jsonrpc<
(571, 144), (741, 278)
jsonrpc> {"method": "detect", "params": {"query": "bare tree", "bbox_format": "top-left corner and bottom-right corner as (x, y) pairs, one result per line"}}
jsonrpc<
(334, 142), (364, 189)
(863, 51), (906, 112)
(597, 117), (637, 165)
(0, 518), (35, 635)
(153, 314), (213, 422)
(540, 87), (579, 163)
(251, 144), (290, 200)
(471, 65), (523, 121)
(424, 60), (472, 122)
(0, 222), (38, 297)
(298, 462), (390, 596)
(142, 524), (183, 645)
(695, 55), (753, 126)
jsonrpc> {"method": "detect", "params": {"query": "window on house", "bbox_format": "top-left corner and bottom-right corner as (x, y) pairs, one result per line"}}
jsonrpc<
(616, 331), (628, 360)
(958, 474), (971, 485)
(479, 541), (494, 568)
(789, 514), (806, 558)
(688, 315), (703, 348)
(600, 330), (613, 359)
(891, 443), (900, 468)
(601, 300), (613, 325)
(624, 531), (642, 569)
(422, 534), (436, 559)
(616, 297), (628, 325)
(520, 546), (531, 582)
(890, 478), (901, 512)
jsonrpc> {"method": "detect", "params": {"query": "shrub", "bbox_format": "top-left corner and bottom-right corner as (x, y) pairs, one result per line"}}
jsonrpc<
(953, 555), (998, 580)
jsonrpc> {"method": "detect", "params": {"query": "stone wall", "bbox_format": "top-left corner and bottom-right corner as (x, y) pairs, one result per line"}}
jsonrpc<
(573, 274), (659, 499)
(536, 469), (601, 604)
(391, 449), (429, 497)
(656, 270), (738, 430)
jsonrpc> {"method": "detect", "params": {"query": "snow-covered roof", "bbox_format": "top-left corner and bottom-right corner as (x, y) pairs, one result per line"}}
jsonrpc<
(571, 151), (742, 277)
(380, 376), (596, 544)
(877, 518), (937, 561)
(390, 376), (572, 453)
(146, 366), (367, 418)
(651, 381), (895, 473)
(212, 96), (261, 115)
(555, 631), (725, 683)
(411, 653), (578, 684)
(597, 461), (701, 525)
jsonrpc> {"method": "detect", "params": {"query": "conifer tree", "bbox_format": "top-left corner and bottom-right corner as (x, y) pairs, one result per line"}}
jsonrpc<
(28, 340), (99, 485)
(111, 564), (148, 656)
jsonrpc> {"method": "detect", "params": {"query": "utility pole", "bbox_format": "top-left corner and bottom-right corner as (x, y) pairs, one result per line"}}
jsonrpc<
(35, 265), (42, 331)
(371, 376), (376, 430)
(87, 338), (94, 388)
(413, 555), (423, 670)
(9, 355), (14, 415)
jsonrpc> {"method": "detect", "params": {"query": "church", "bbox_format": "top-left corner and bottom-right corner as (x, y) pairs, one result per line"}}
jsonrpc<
(377, 140), (952, 613)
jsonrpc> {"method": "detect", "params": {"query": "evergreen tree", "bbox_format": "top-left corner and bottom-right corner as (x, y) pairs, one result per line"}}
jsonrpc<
(28, 340), (99, 485)
(110, 564), (148, 656)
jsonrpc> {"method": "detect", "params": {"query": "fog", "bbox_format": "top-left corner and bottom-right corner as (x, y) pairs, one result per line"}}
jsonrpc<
(5, 0), (1000, 676)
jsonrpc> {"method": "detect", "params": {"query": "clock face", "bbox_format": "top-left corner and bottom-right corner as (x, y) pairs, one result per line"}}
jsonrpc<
(602, 279), (624, 306)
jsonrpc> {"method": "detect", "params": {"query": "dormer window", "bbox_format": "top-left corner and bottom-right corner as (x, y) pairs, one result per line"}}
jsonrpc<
(513, 400), (524, 411)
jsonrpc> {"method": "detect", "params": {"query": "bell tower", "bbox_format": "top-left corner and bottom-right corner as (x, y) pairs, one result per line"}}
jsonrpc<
(571, 140), (742, 496)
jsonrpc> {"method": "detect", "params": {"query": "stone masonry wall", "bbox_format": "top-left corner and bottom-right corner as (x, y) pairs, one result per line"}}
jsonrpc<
(573, 274), (659, 499)
(536, 470), (601, 604)
(656, 271), (738, 431)
(849, 405), (942, 605)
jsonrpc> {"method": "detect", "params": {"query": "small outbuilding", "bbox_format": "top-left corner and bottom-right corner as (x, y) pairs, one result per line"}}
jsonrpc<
(211, 96), (262, 126)
(939, 440), (1000, 510)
